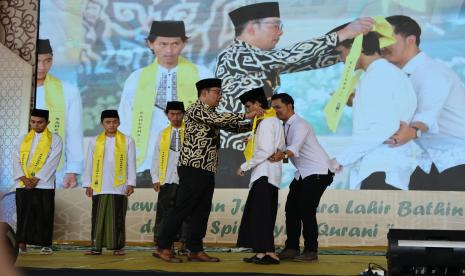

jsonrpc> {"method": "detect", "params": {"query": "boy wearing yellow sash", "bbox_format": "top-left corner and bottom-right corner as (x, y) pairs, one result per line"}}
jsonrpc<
(13, 109), (63, 255)
(83, 110), (136, 256)
(118, 21), (212, 187)
(236, 87), (285, 265)
(327, 23), (422, 190)
(150, 101), (189, 255)
(36, 39), (84, 189)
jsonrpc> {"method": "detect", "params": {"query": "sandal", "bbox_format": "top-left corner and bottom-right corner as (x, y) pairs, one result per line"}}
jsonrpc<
(113, 250), (126, 256)
(84, 249), (102, 255)
(40, 247), (53, 255)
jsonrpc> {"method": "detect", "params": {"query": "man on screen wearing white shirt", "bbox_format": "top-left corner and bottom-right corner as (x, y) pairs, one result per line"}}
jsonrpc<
(270, 93), (334, 262)
(383, 15), (465, 190)
(328, 28), (422, 190)
(118, 21), (212, 187)
(14, 109), (63, 255)
(83, 110), (136, 256)
(151, 101), (189, 256)
(236, 87), (284, 265)
(36, 39), (84, 189)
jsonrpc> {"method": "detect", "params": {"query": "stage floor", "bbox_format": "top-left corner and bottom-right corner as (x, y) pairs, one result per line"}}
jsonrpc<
(17, 247), (387, 275)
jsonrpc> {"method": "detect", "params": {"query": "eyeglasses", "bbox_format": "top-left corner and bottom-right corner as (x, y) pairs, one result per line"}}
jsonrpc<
(258, 20), (283, 31)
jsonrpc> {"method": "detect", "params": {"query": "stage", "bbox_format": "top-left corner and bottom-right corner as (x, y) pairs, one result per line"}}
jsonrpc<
(17, 246), (387, 275)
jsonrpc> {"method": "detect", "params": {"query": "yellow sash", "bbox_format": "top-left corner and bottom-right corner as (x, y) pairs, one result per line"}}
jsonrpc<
(91, 131), (127, 193)
(324, 16), (396, 132)
(19, 129), (53, 187)
(243, 108), (277, 169)
(43, 74), (66, 169)
(131, 57), (198, 167)
(158, 122), (185, 185)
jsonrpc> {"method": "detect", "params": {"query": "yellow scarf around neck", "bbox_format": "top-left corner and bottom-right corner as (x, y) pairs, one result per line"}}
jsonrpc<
(19, 129), (53, 187)
(131, 57), (198, 168)
(243, 108), (277, 169)
(158, 122), (185, 185)
(43, 74), (66, 169)
(91, 131), (127, 193)
(324, 16), (396, 132)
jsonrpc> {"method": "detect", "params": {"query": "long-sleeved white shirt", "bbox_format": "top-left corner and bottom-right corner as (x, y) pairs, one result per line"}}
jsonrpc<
(240, 117), (285, 188)
(118, 62), (212, 173)
(13, 132), (63, 189)
(402, 52), (465, 172)
(36, 80), (84, 187)
(150, 127), (182, 185)
(334, 59), (422, 189)
(83, 134), (136, 195)
(284, 114), (331, 179)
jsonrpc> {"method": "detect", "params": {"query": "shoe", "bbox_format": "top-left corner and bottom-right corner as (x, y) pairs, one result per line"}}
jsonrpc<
(243, 255), (260, 263)
(293, 250), (318, 262)
(152, 249), (182, 263)
(40, 247), (53, 255)
(253, 255), (280, 265)
(84, 249), (102, 255)
(277, 248), (299, 260)
(113, 250), (126, 256)
(187, 251), (220, 262)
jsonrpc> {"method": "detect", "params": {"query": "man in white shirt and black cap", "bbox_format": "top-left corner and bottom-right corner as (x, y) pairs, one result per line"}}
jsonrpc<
(36, 39), (84, 189)
(382, 15), (465, 190)
(119, 20), (212, 187)
(151, 101), (189, 255)
(270, 94), (334, 262)
(13, 108), (63, 255)
(236, 87), (284, 265)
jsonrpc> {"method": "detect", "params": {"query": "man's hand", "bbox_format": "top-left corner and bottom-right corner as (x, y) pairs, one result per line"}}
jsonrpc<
(125, 186), (134, 197)
(269, 150), (285, 162)
(63, 173), (78, 188)
(29, 177), (40, 189)
(347, 92), (355, 107)
(385, 121), (416, 147)
(244, 108), (264, 119)
(236, 168), (245, 177)
(19, 176), (32, 189)
(329, 158), (342, 173)
(337, 17), (375, 42)
(153, 182), (161, 192)
(85, 187), (93, 197)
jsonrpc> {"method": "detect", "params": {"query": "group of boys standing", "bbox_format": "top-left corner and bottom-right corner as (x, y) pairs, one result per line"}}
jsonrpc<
(13, 0), (465, 266)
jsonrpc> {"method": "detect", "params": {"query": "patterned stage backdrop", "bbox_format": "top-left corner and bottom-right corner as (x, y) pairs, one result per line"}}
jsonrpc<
(38, 0), (465, 190)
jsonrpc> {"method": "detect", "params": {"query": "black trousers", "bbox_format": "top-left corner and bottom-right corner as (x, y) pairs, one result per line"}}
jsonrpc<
(157, 166), (215, 252)
(237, 176), (278, 253)
(154, 184), (189, 244)
(16, 188), (55, 247)
(284, 172), (333, 252)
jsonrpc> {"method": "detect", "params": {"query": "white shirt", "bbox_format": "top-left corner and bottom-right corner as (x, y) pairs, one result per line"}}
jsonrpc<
(83, 134), (136, 195)
(284, 114), (331, 179)
(240, 117), (285, 188)
(36, 80), (84, 187)
(13, 132), (63, 189)
(150, 127), (182, 185)
(118, 62), (212, 173)
(334, 59), (422, 189)
(402, 52), (465, 172)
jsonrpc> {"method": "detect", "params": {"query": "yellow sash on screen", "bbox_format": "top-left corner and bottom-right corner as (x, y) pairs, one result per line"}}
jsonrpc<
(19, 129), (53, 187)
(324, 16), (396, 132)
(243, 108), (276, 169)
(158, 122), (185, 185)
(91, 131), (126, 193)
(44, 74), (66, 169)
(131, 57), (198, 167)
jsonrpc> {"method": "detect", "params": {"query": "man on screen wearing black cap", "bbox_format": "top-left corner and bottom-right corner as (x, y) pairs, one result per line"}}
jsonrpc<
(13, 109), (63, 255)
(82, 110), (136, 256)
(150, 101), (189, 255)
(153, 78), (261, 263)
(215, 2), (374, 187)
(119, 21), (212, 187)
(36, 39), (84, 189)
